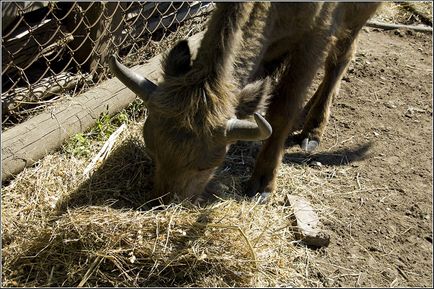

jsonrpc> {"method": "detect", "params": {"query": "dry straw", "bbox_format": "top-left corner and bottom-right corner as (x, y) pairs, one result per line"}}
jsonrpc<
(2, 107), (378, 287)
(3, 121), (321, 287)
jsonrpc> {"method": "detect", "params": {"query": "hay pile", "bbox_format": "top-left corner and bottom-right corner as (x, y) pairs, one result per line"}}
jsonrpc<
(2, 121), (318, 287)
(3, 201), (305, 287)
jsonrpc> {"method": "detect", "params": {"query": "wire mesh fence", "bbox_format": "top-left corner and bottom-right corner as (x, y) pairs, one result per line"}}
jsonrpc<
(2, 1), (214, 128)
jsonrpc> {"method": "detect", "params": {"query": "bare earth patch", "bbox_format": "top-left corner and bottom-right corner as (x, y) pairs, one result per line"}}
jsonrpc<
(293, 27), (432, 287)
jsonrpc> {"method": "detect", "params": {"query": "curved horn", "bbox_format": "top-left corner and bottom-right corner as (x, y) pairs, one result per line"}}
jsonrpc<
(225, 112), (272, 142)
(108, 55), (157, 102)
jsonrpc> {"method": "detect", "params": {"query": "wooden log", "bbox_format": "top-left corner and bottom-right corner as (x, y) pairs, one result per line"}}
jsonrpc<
(2, 19), (71, 76)
(365, 20), (433, 33)
(1, 32), (204, 182)
(2, 71), (87, 115)
(2, 2), (49, 34)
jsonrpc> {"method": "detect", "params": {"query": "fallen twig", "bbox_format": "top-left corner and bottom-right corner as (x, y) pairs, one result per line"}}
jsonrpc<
(83, 123), (127, 177)
(77, 256), (103, 287)
(398, 2), (432, 27)
(366, 20), (433, 33)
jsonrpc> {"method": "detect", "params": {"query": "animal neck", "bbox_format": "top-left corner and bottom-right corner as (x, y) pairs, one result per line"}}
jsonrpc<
(233, 2), (272, 86)
(192, 3), (254, 84)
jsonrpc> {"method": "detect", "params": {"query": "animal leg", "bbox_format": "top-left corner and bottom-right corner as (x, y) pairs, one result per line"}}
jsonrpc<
(297, 3), (382, 152)
(297, 36), (357, 152)
(246, 39), (327, 197)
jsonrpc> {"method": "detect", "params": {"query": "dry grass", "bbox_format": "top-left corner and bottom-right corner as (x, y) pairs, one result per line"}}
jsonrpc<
(1, 118), (375, 287)
(3, 203), (294, 287)
(373, 2), (432, 26)
(0, 122), (293, 287)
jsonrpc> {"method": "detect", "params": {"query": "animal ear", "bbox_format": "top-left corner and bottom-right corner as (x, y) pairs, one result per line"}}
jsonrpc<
(162, 40), (192, 77)
(235, 78), (272, 119)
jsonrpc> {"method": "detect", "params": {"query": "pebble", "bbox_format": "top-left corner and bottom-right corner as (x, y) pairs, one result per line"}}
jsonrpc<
(384, 101), (397, 109)
(405, 106), (425, 118)
(309, 161), (322, 168)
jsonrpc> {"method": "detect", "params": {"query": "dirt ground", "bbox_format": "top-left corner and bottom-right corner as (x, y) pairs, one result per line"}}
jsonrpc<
(287, 27), (433, 286)
(2, 6), (433, 288)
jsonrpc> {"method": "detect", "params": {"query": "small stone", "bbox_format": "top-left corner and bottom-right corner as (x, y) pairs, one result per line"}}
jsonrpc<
(394, 29), (404, 37)
(405, 106), (425, 118)
(309, 161), (322, 168)
(381, 268), (397, 281)
(384, 101), (397, 109)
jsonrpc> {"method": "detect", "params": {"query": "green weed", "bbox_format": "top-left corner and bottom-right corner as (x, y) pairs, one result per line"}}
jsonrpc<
(62, 98), (147, 158)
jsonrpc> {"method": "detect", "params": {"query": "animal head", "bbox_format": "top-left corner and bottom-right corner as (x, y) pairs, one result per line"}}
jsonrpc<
(109, 33), (272, 203)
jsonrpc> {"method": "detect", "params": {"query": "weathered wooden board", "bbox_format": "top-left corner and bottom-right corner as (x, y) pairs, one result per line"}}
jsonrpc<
(286, 194), (330, 248)
(1, 32), (204, 182)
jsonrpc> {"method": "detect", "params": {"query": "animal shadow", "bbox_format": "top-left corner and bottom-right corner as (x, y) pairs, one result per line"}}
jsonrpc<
(56, 136), (155, 214)
(283, 138), (373, 166)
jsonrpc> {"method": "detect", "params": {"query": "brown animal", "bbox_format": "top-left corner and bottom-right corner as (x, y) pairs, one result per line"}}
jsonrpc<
(109, 2), (381, 203)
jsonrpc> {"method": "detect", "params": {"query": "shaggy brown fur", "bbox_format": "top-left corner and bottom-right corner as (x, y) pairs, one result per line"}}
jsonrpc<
(142, 3), (266, 202)
(242, 3), (382, 196)
(112, 2), (381, 202)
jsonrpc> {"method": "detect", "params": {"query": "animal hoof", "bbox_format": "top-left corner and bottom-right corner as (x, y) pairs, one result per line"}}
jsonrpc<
(255, 191), (271, 204)
(301, 138), (319, 152)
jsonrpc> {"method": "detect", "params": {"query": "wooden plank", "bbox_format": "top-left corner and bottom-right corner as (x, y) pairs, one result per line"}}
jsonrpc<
(1, 32), (204, 182)
(2, 70), (82, 116)
(286, 194), (330, 248)
(2, 19), (71, 77)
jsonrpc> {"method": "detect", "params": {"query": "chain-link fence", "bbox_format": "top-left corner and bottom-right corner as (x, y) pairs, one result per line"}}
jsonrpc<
(2, 1), (214, 128)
